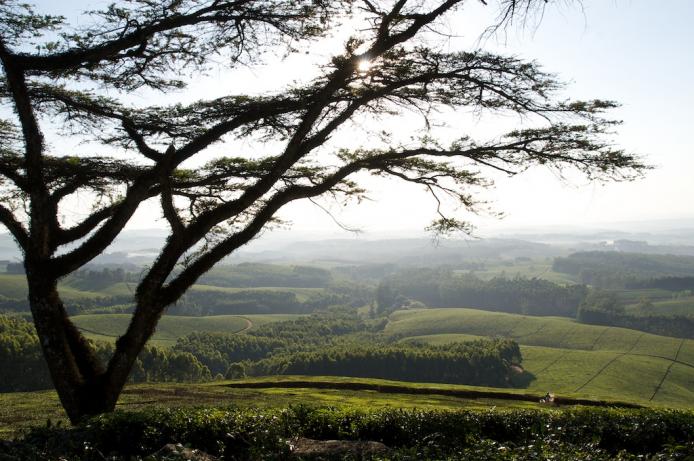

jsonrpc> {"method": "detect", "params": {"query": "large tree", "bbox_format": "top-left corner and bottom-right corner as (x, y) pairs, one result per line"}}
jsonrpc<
(0, 0), (645, 422)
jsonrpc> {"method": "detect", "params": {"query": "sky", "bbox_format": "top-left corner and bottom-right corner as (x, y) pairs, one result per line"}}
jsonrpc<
(18, 0), (694, 239)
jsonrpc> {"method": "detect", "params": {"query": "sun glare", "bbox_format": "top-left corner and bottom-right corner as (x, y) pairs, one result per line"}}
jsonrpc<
(357, 59), (372, 73)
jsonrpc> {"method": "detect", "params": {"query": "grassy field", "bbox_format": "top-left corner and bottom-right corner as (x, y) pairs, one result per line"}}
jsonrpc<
(71, 313), (302, 347)
(389, 308), (694, 407)
(463, 259), (578, 285)
(625, 295), (694, 316)
(189, 284), (322, 301)
(0, 273), (324, 305)
(0, 273), (108, 301)
(0, 375), (636, 438)
(608, 288), (676, 303)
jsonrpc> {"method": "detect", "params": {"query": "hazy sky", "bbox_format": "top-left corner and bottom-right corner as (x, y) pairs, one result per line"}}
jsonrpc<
(19, 1), (694, 238)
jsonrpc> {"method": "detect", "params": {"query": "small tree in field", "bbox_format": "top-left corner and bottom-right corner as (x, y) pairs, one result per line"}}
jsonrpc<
(0, 0), (645, 422)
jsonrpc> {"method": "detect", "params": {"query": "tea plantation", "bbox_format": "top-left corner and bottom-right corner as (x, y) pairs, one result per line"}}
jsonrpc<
(389, 308), (694, 407)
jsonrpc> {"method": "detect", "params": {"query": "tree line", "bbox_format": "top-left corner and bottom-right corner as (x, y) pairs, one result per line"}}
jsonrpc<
(2, 310), (527, 391)
(376, 268), (587, 317)
(577, 291), (694, 339)
(553, 252), (694, 289)
(171, 311), (526, 387)
(250, 339), (524, 387)
(197, 263), (333, 288)
(169, 288), (346, 316)
(0, 315), (209, 392)
(577, 307), (694, 339)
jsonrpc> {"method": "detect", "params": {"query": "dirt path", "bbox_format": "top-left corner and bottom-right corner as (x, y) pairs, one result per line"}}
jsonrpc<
(589, 327), (610, 351)
(76, 325), (119, 338)
(514, 320), (548, 340)
(573, 332), (645, 393)
(649, 338), (686, 402)
(535, 350), (572, 375)
(236, 316), (253, 333)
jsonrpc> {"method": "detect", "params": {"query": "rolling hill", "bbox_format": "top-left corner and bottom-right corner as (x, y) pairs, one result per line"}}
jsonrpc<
(388, 308), (694, 407)
(71, 313), (302, 347)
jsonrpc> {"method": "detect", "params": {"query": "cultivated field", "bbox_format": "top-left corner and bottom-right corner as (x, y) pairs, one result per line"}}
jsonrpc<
(0, 273), (106, 301)
(71, 313), (303, 347)
(463, 259), (578, 285)
(0, 375), (637, 438)
(625, 295), (694, 316)
(390, 308), (694, 407)
(0, 274), (324, 305)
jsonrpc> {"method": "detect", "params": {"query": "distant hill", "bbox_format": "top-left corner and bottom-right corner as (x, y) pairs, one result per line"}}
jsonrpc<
(5, 220), (694, 266)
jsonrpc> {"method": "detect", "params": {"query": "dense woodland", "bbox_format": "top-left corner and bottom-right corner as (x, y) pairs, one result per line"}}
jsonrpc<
(577, 307), (694, 339)
(577, 291), (694, 338)
(0, 264), (348, 315)
(376, 268), (587, 317)
(0, 316), (210, 391)
(251, 340), (523, 387)
(1, 311), (526, 392)
(553, 252), (694, 288)
(197, 263), (333, 288)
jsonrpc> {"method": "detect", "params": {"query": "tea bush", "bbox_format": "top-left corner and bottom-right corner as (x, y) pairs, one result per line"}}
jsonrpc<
(5, 406), (693, 460)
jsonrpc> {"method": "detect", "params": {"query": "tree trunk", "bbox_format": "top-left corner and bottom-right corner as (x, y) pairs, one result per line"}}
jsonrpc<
(102, 297), (167, 412)
(27, 275), (115, 423)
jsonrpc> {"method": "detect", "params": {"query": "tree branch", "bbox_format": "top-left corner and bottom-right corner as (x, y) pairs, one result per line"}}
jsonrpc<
(0, 203), (28, 249)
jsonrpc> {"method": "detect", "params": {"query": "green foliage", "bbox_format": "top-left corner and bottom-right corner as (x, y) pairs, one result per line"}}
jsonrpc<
(251, 339), (523, 387)
(627, 294), (694, 317)
(0, 272), (134, 314)
(0, 315), (52, 391)
(581, 290), (625, 313)
(170, 286), (341, 315)
(0, 263), (356, 316)
(0, 315), (211, 391)
(169, 311), (525, 387)
(578, 289), (694, 339)
(553, 252), (694, 288)
(379, 268), (587, 317)
(578, 306), (694, 339)
(197, 263), (333, 288)
(173, 333), (286, 375)
(6, 406), (694, 459)
(627, 276), (694, 291)
(71, 313), (251, 347)
(4, 310), (525, 391)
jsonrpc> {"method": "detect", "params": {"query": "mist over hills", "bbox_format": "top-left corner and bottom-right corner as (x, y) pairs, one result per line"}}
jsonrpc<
(1, 217), (694, 267)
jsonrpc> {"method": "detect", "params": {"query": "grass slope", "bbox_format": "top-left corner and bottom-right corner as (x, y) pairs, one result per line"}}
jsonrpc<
(626, 296), (694, 316)
(0, 376), (639, 438)
(0, 274), (324, 305)
(389, 308), (694, 407)
(465, 260), (578, 285)
(71, 313), (302, 347)
(0, 274), (106, 301)
(189, 284), (321, 302)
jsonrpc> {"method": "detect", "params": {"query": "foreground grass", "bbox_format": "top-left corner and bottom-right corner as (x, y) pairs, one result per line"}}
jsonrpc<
(4, 403), (693, 460)
(0, 375), (643, 439)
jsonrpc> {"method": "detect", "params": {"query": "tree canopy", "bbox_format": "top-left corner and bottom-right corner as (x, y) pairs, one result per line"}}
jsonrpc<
(0, 0), (647, 422)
